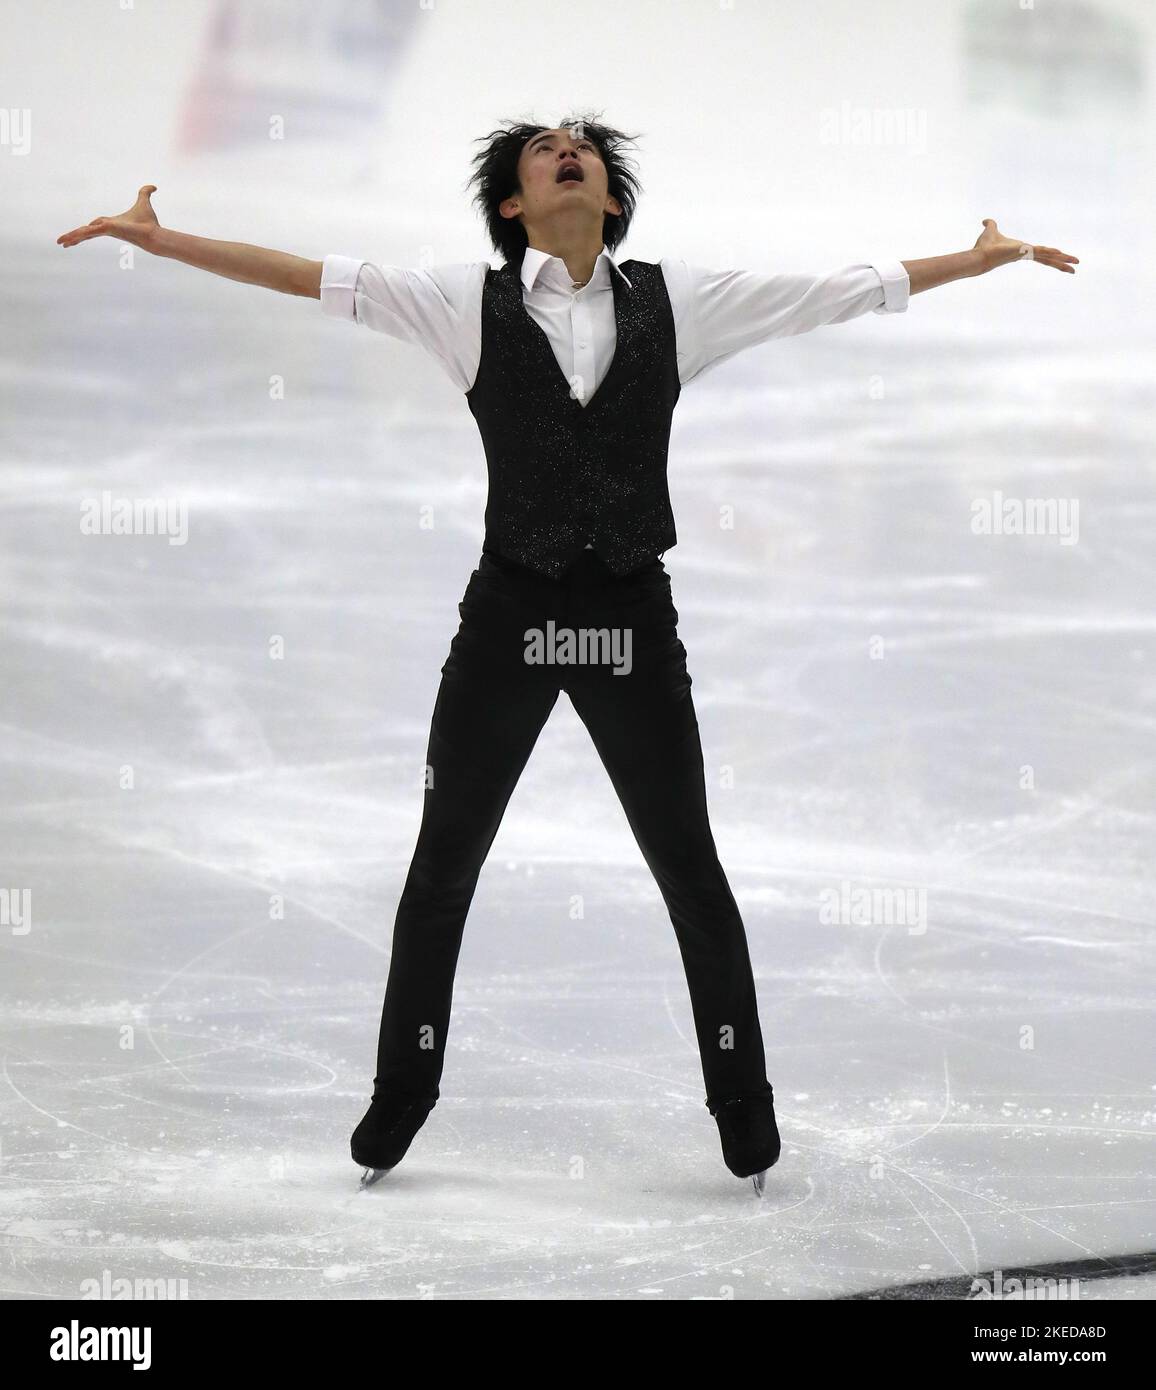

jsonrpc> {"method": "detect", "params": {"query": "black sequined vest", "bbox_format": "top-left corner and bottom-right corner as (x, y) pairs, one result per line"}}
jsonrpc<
(465, 259), (681, 578)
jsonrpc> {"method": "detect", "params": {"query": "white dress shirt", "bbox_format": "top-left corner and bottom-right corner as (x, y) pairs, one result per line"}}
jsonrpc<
(319, 244), (910, 546)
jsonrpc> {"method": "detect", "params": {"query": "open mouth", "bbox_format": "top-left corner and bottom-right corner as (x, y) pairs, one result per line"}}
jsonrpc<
(556, 162), (584, 184)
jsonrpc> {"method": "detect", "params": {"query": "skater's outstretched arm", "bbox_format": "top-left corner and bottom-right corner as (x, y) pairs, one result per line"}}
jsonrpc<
(58, 186), (484, 389)
(666, 215), (1078, 385)
(663, 254), (911, 385)
(902, 219), (1078, 294)
(56, 185), (323, 298)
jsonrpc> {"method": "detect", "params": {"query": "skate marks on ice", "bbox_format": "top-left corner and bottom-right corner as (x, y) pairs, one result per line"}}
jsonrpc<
(3, 244), (1154, 1296)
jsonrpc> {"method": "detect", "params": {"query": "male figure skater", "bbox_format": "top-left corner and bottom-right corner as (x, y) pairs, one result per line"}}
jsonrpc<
(58, 115), (1077, 1193)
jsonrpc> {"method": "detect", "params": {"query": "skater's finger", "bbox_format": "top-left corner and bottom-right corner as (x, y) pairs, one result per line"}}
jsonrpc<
(57, 217), (120, 246)
(57, 225), (101, 246)
(1034, 248), (1077, 272)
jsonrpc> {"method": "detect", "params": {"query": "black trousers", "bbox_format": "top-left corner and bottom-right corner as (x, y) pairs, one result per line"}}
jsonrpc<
(372, 547), (771, 1112)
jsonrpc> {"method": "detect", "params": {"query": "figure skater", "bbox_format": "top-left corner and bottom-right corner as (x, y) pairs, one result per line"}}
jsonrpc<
(57, 114), (1077, 1193)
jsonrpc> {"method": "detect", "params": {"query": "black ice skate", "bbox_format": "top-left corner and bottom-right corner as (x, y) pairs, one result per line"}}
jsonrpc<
(709, 1089), (780, 1195)
(351, 1089), (437, 1189)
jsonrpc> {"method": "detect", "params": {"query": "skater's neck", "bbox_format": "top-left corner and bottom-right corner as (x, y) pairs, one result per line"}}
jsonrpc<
(523, 222), (605, 290)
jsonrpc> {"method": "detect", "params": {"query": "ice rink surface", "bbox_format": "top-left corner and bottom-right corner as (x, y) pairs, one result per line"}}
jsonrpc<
(2, 0), (1154, 1299)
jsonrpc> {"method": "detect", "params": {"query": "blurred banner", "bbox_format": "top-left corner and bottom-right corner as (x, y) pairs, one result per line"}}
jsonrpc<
(175, 0), (421, 155)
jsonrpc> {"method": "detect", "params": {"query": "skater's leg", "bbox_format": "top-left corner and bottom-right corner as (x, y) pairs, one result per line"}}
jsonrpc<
(372, 561), (560, 1100)
(564, 563), (771, 1111)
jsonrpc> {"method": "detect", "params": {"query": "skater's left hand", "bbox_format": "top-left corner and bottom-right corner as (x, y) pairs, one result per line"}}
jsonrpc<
(972, 219), (1079, 274)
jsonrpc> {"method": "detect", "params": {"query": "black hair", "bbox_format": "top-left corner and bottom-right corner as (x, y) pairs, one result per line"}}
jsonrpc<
(465, 112), (643, 267)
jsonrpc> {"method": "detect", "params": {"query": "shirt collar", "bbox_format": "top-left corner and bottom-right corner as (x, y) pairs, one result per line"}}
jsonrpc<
(520, 243), (632, 294)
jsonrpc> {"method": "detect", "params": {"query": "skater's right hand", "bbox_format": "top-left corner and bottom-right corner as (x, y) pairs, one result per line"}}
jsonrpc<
(56, 185), (161, 251)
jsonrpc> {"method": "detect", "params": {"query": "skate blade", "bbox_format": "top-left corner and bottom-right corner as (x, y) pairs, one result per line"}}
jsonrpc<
(751, 1169), (767, 1196)
(359, 1166), (390, 1190)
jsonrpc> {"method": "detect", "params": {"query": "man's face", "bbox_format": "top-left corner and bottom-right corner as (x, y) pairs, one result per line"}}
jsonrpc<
(500, 126), (622, 230)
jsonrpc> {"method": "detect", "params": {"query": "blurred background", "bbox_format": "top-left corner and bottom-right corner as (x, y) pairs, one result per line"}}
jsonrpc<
(1, 0), (1154, 1300)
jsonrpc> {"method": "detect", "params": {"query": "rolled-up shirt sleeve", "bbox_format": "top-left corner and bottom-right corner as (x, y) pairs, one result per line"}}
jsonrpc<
(318, 254), (486, 392)
(871, 259), (910, 315)
(672, 257), (910, 384)
(319, 253), (365, 323)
